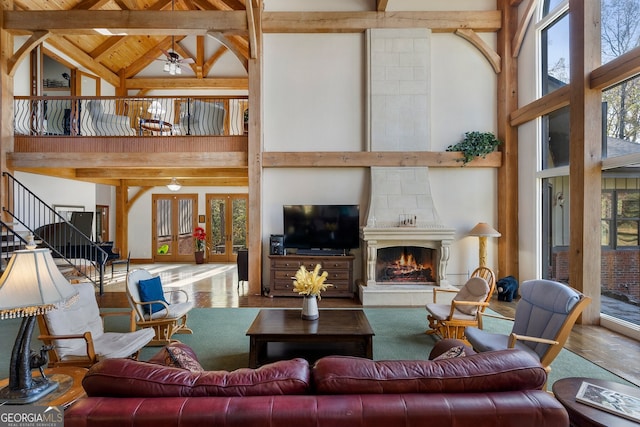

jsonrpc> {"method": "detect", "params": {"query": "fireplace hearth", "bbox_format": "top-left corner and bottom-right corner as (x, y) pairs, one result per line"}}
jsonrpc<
(376, 246), (435, 284)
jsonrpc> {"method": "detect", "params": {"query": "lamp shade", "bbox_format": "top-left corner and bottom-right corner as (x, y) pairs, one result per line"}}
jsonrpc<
(0, 249), (78, 319)
(468, 222), (501, 237)
(147, 100), (165, 117)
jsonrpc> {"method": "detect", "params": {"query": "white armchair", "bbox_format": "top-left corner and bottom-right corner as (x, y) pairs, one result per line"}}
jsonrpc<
(179, 99), (226, 135)
(37, 282), (155, 368)
(86, 100), (136, 136)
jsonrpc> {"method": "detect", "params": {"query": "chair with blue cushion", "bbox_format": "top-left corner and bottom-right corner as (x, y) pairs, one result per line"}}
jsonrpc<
(465, 279), (591, 380)
(126, 269), (194, 346)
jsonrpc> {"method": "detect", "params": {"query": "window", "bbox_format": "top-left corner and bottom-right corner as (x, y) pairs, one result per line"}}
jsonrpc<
(543, 0), (565, 17)
(601, 189), (640, 248)
(541, 12), (570, 96)
(601, 0), (640, 65)
(542, 106), (571, 169)
(603, 75), (640, 148)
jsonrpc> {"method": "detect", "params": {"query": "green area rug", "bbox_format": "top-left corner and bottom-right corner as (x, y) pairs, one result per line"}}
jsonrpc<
(0, 307), (635, 389)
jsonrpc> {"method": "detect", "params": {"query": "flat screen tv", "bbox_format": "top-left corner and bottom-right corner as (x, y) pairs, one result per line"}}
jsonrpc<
(283, 205), (360, 252)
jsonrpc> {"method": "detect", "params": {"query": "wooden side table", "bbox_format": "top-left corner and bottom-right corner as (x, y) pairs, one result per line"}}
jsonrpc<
(0, 367), (87, 409)
(552, 377), (640, 427)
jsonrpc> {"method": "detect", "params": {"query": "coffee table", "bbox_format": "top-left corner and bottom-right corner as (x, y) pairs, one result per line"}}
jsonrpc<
(552, 377), (640, 427)
(246, 309), (374, 368)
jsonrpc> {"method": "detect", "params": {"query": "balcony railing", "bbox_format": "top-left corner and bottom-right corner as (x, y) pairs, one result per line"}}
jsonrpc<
(14, 96), (248, 137)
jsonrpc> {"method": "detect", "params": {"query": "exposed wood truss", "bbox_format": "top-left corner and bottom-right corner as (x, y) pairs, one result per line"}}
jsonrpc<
(511, 0), (539, 58)
(455, 29), (501, 73)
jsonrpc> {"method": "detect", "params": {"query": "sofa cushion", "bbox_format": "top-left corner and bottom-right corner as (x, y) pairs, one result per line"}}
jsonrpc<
(82, 357), (311, 398)
(313, 350), (547, 394)
(137, 276), (168, 314)
(432, 346), (466, 360)
(428, 338), (477, 360)
(165, 346), (204, 372)
(148, 341), (204, 372)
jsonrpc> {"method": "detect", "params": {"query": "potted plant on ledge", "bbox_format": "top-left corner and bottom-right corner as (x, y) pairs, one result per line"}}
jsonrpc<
(193, 227), (207, 264)
(446, 131), (501, 165)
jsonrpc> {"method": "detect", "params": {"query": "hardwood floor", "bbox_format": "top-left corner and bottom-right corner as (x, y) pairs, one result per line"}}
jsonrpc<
(98, 262), (640, 387)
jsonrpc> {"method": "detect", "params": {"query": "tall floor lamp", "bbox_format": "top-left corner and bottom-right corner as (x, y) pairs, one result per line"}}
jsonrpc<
(468, 222), (501, 268)
(0, 249), (79, 404)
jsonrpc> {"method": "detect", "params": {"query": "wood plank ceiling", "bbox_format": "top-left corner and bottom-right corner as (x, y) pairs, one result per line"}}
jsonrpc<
(12, 0), (250, 88)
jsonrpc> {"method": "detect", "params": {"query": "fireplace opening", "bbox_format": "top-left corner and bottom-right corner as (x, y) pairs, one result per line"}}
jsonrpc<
(376, 246), (436, 284)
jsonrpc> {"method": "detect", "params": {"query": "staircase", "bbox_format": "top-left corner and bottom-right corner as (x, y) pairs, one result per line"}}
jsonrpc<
(2, 172), (108, 293)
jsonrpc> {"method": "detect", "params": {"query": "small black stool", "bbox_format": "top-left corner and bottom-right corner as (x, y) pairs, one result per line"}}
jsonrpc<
(236, 249), (248, 289)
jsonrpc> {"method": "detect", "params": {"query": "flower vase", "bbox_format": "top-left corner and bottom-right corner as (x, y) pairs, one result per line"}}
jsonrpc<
(194, 250), (205, 264)
(301, 295), (319, 320)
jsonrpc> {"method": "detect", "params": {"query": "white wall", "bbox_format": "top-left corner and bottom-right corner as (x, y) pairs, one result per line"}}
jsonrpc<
(14, 172), (97, 237)
(262, 17), (499, 284)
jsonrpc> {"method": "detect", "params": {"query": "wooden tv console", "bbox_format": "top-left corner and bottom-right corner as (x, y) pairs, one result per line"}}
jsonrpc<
(268, 254), (355, 298)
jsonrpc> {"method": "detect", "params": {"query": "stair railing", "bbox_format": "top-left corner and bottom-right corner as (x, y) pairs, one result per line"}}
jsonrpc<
(0, 219), (28, 273)
(2, 172), (107, 293)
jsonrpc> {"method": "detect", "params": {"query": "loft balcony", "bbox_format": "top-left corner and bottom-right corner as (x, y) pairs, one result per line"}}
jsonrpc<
(12, 95), (248, 154)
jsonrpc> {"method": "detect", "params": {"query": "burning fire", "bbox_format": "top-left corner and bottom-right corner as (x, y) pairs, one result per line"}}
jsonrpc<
(377, 247), (435, 283)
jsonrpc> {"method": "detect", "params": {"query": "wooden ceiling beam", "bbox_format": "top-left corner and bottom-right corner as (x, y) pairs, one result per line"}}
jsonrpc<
(3, 11), (249, 36)
(8, 152), (247, 168)
(124, 36), (185, 78)
(4, 10), (500, 36)
(261, 11), (502, 33)
(76, 167), (247, 178)
(207, 31), (248, 70)
(46, 36), (121, 86)
(124, 77), (248, 89)
(91, 36), (127, 62)
(73, 0), (112, 10)
(262, 151), (502, 168)
(377, 0), (389, 12)
(203, 45), (227, 76)
(123, 177), (248, 186)
(7, 30), (49, 77)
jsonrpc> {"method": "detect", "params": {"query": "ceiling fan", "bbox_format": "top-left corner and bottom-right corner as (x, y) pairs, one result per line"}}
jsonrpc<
(159, 37), (194, 75)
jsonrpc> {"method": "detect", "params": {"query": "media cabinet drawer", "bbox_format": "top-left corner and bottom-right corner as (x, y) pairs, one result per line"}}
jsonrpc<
(273, 270), (298, 280)
(268, 254), (355, 298)
(320, 260), (351, 270)
(271, 259), (302, 269)
(325, 271), (350, 281)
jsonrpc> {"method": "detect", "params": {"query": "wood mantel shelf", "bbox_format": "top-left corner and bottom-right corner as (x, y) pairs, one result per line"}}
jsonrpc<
(262, 151), (502, 168)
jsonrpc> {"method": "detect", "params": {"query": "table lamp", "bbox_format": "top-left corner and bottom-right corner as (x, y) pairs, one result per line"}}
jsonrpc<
(0, 249), (79, 404)
(468, 222), (501, 268)
(147, 101), (165, 120)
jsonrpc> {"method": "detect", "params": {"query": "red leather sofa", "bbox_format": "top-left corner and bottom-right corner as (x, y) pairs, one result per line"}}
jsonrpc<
(65, 342), (568, 427)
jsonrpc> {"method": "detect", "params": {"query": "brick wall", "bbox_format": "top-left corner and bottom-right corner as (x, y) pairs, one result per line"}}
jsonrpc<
(551, 248), (640, 301)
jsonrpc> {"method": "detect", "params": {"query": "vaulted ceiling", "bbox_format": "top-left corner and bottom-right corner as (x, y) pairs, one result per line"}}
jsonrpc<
(9, 0), (251, 90)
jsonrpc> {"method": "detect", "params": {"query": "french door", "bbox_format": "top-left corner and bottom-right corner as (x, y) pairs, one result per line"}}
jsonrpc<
(206, 194), (248, 262)
(152, 194), (198, 262)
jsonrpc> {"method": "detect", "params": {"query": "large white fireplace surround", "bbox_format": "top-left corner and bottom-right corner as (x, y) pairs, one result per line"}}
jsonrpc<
(359, 28), (457, 306)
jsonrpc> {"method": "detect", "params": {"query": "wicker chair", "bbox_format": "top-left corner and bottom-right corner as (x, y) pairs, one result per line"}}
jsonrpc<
(425, 267), (496, 341)
(126, 268), (193, 346)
